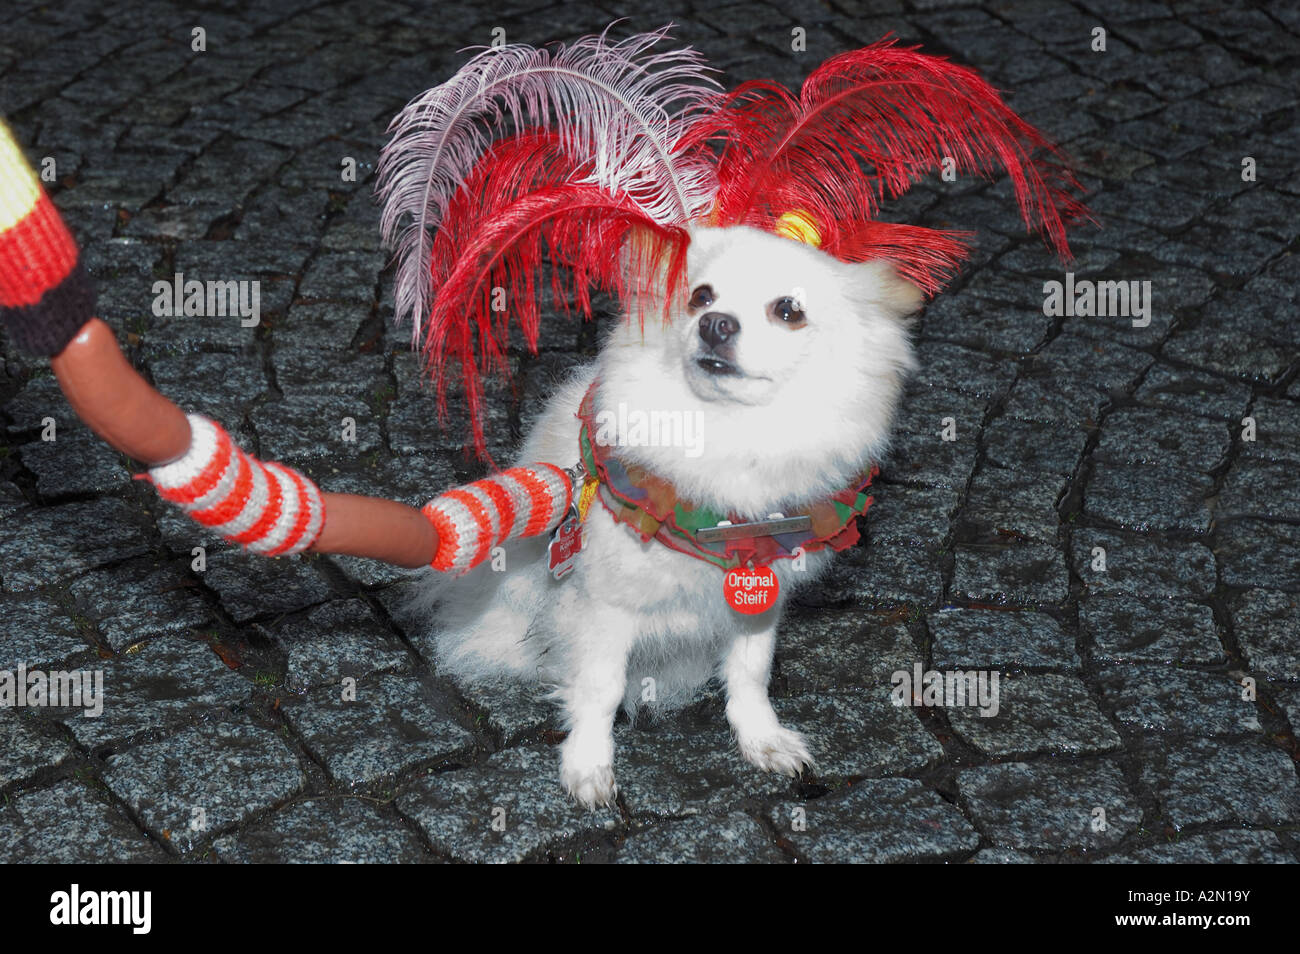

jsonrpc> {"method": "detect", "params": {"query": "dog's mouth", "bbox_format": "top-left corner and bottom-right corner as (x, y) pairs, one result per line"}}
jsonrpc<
(695, 355), (742, 377)
(685, 350), (773, 404)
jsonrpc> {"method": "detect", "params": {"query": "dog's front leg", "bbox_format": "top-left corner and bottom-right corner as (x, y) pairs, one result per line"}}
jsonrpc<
(556, 607), (632, 809)
(722, 620), (812, 776)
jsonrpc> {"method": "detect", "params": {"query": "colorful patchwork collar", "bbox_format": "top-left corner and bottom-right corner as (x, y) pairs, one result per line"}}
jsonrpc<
(576, 382), (877, 571)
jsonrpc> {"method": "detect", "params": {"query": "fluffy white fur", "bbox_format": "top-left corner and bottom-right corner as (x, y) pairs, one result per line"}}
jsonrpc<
(408, 225), (920, 807)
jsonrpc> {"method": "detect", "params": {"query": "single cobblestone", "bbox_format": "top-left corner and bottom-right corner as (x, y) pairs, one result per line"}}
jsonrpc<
(1231, 589), (1300, 682)
(773, 687), (945, 779)
(281, 672), (473, 787)
(17, 425), (131, 498)
(864, 483), (960, 549)
(1136, 739), (1300, 831)
(1085, 462), (1214, 533)
(102, 721), (306, 855)
(147, 351), (269, 425)
(777, 612), (916, 692)
(61, 634), (252, 751)
(807, 541), (945, 608)
(212, 797), (432, 863)
(1095, 407), (1231, 471)
(959, 760), (1141, 852)
(947, 674), (1122, 758)
(1220, 458), (1300, 522)
(67, 560), (213, 653)
(616, 812), (788, 863)
(266, 598), (411, 691)
(884, 388), (983, 489)
(200, 549), (336, 623)
(931, 609), (1079, 672)
(0, 778), (163, 863)
(771, 778), (980, 863)
(441, 674), (555, 743)
(614, 722), (792, 818)
(1218, 519), (1300, 592)
(1133, 362), (1251, 420)
(0, 709), (75, 788)
(961, 467), (1065, 544)
(1097, 665), (1261, 737)
(1071, 529), (1216, 598)
(951, 543), (1070, 607)
(1102, 829), (1295, 864)
(395, 747), (620, 863)
(0, 498), (151, 593)
(1080, 594), (1223, 666)
(1, 592), (85, 670)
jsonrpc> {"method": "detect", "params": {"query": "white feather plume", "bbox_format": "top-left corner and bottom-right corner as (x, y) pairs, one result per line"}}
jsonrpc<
(376, 23), (720, 339)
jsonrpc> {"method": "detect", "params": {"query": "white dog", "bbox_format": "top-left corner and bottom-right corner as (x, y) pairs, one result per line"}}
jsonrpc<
(411, 224), (921, 807)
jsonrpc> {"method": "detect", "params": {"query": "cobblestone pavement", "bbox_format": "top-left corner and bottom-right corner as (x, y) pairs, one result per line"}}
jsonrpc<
(2, 0), (1298, 863)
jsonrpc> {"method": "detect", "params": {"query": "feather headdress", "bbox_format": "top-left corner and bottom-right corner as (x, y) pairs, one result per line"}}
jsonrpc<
(377, 25), (1087, 458)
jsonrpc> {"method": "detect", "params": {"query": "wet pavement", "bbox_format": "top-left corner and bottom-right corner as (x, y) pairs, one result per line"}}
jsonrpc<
(1, 0), (1298, 863)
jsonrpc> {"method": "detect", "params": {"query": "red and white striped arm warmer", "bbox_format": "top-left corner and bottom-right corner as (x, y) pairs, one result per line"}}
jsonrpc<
(422, 464), (574, 574)
(148, 414), (325, 557)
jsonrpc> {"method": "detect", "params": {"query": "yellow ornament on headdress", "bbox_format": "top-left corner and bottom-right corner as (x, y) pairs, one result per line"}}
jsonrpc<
(774, 209), (822, 247)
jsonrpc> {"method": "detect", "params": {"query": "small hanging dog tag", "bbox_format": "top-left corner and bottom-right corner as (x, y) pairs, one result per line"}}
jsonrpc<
(724, 565), (779, 614)
(548, 506), (584, 580)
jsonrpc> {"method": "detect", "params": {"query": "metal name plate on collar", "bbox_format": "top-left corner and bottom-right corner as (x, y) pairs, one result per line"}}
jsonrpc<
(548, 505), (584, 580)
(696, 514), (812, 543)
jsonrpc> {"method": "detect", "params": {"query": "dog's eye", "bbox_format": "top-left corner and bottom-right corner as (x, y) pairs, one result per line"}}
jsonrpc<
(768, 296), (807, 327)
(688, 285), (715, 310)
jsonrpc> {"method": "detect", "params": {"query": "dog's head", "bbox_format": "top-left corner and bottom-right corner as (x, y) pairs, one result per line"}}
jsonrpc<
(675, 225), (920, 409)
(600, 224), (921, 510)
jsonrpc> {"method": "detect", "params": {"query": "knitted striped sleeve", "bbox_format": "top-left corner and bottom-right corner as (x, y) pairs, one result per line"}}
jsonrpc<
(149, 414), (326, 557)
(421, 464), (573, 574)
(0, 121), (96, 357)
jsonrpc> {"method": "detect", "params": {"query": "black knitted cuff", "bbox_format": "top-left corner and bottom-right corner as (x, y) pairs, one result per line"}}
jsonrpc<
(0, 258), (96, 357)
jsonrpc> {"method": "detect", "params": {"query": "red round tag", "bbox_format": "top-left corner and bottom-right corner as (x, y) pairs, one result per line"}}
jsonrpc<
(724, 566), (779, 614)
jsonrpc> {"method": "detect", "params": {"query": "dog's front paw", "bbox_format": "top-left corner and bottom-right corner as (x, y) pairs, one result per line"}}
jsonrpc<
(737, 726), (813, 777)
(560, 731), (618, 809)
(560, 761), (618, 809)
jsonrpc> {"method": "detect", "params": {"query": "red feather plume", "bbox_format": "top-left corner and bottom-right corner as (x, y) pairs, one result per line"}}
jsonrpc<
(421, 130), (688, 457)
(688, 38), (1088, 292)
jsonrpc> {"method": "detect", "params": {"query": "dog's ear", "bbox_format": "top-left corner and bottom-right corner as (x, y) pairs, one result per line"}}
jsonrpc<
(850, 259), (925, 323)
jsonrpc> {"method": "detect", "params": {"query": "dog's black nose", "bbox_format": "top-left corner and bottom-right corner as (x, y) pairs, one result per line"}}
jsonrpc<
(698, 312), (739, 349)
